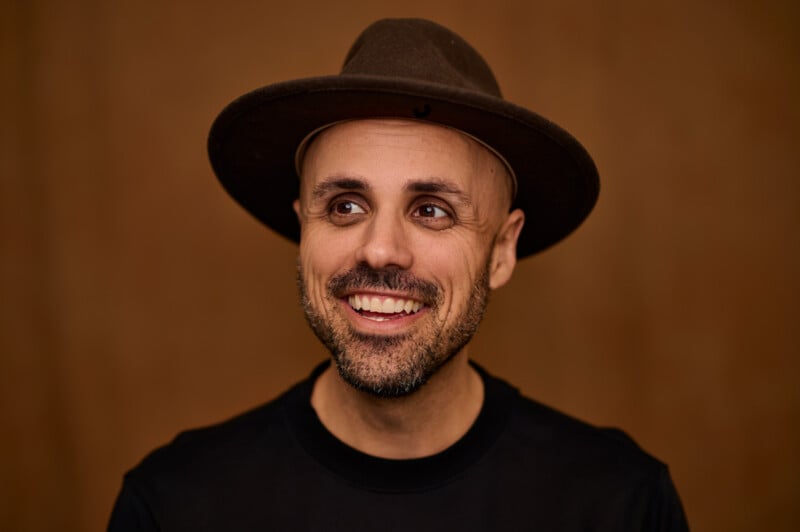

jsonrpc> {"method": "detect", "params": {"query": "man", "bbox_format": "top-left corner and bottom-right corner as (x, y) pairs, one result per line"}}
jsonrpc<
(109, 18), (689, 531)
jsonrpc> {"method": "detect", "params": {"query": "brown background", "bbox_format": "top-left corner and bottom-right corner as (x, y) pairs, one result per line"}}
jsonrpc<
(2, 0), (798, 530)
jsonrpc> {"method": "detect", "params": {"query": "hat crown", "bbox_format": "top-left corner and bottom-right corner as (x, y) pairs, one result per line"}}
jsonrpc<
(341, 18), (502, 97)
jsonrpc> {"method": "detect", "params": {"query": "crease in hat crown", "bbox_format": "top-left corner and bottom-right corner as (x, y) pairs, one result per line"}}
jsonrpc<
(207, 17), (600, 258)
(340, 18), (502, 96)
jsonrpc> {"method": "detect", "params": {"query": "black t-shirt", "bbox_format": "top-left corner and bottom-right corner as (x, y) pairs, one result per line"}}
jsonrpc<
(108, 362), (689, 531)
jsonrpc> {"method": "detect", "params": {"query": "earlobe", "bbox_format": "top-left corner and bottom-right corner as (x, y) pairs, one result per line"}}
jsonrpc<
(489, 209), (525, 289)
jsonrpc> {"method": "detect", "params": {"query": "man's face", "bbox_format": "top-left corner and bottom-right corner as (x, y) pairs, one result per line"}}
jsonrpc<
(294, 119), (522, 397)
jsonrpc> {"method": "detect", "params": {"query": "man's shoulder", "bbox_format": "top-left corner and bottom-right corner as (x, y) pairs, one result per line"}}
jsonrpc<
(511, 391), (654, 458)
(109, 377), (318, 530)
(474, 372), (688, 530)
(125, 379), (305, 486)
(486, 371), (668, 482)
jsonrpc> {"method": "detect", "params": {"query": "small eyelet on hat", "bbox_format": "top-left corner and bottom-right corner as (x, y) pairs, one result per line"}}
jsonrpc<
(413, 104), (431, 118)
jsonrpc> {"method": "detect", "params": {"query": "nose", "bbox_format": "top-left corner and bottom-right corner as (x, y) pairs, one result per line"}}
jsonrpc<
(354, 212), (413, 270)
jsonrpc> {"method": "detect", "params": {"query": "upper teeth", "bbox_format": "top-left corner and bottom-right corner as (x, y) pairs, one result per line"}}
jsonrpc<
(348, 295), (423, 314)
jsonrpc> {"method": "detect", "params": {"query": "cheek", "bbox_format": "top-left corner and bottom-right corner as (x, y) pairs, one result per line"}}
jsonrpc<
(430, 229), (492, 268)
(298, 227), (354, 300)
(413, 233), (491, 304)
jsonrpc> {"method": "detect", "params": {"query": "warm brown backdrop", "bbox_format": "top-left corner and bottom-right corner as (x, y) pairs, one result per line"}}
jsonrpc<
(2, 0), (798, 530)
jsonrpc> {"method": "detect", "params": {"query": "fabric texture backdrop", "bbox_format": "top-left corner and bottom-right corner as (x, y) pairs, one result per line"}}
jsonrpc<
(2, 1), (798, 530)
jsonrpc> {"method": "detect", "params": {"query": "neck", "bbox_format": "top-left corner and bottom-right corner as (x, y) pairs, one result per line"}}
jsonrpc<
(310, 351), (484, 459)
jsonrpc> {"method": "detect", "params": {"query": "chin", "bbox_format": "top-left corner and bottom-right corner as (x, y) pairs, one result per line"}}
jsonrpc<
(331, 334), (463, 398)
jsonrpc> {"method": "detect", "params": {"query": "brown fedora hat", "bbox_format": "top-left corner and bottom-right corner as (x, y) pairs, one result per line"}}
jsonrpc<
(208, 18), (599, 257)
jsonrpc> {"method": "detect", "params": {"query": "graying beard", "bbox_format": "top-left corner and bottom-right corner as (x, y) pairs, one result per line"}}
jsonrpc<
(297, 260), (490, 398)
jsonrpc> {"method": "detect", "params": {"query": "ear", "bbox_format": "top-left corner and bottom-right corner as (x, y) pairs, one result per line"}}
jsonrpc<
(489, 209), (525, 289)
(293, 199), (303, 224)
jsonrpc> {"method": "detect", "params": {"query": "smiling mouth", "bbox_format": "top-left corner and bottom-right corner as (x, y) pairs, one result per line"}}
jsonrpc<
(347, 294), (424, 321)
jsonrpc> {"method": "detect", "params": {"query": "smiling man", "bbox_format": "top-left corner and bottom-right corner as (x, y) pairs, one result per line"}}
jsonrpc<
(296, 119), (522, 459)
(109, 18), (689, 531)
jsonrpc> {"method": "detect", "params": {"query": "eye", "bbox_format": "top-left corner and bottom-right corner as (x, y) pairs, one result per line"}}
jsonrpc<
(411, 201), (454, 229)
(327, 198), (368, 226)
(332, 200), (366, 215)
(415, 204), (448, 218)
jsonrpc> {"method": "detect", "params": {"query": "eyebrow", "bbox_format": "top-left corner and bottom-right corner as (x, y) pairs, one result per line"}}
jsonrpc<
(309, 176), (472, 207)
(311, 177), (370, 200)
(405, 179), (472, 207)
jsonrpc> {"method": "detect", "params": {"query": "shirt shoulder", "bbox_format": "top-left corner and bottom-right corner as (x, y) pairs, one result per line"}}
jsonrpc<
(482, 374), (688, 530)
(509, 391), (658, 464)
(131, 389), (289, 477)
(112, 379), (311, 530)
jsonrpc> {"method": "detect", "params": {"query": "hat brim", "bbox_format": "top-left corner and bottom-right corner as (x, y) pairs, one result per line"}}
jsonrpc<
(208, 74), (599, 258)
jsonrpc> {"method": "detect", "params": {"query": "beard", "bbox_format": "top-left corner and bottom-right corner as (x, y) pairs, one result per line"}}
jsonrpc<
(298, 260), (491, 398)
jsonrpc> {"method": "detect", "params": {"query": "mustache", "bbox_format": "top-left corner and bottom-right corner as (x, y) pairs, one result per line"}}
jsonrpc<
(328, 263), (440, 305)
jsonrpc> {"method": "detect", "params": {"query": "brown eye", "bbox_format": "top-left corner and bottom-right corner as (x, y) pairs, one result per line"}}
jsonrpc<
(411, 202), (454, 230)
(333, 201), (365, 215)
(416, 204), (447, 218)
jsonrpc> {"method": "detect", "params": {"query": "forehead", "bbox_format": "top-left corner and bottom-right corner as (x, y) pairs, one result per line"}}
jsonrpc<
(299, 119), (511, 200)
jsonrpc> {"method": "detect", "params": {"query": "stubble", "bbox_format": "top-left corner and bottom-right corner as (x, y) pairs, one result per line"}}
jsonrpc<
(297, 261), (490, 397)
